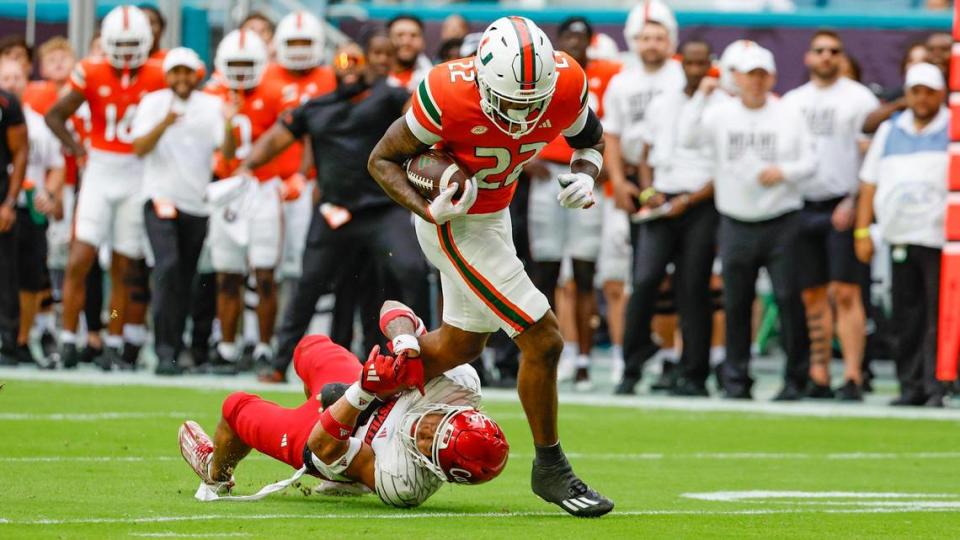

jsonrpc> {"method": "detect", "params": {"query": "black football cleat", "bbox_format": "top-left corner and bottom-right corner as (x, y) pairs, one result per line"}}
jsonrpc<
(806, 383), (835, 399)
(209, 349), (238, 376)
(532, 457), (614, 518)
(772, 384), (804, 402)
(97, 345), (123, 371)
(155, 355), (182, 376)
(60, 343), (79, 369)
(835, 380), (863, 402)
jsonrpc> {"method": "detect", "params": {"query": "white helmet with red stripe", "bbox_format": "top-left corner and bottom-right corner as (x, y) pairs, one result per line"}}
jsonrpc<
(624, 0), (678, 53)
(215, 29), (268, 90)
(100, 5), (153, 69)
(274, 11), (325, 70)
(475, 16), (558, 139)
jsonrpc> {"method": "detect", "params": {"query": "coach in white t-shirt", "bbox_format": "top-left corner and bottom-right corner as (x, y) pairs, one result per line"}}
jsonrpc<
(620, 40), (722, 397)
(781, 30), (880, 401)
(695, 45), (816, 401)
(854, 63), (949, 407)
(603, 1), (686, 394)
(131, 47), (235, 376)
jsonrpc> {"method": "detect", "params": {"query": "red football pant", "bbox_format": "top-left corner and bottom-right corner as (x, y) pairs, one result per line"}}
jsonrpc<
(221, 335), (362, 469)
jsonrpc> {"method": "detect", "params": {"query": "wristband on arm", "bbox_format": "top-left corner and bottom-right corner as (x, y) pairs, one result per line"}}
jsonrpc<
(320, 408), (354, 441)
(344, 382), (375, 411)
(853, 227), (871, 240)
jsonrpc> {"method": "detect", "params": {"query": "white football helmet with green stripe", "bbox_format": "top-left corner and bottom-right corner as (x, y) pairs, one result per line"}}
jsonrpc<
(475, 16), (558, 138)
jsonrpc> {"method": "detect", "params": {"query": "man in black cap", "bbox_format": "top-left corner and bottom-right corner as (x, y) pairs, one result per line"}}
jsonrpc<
(240, 34), (430, 383)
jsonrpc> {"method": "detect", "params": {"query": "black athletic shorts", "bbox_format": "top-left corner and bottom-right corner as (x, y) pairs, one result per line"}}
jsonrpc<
(15, 207), (50, 292)
(796, 197), (867, 290)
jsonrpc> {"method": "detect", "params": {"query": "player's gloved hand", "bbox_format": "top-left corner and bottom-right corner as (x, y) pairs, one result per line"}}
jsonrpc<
(426, 178), (478, 225)
(360, 345), (404, 397)
(280, 173), (306, 201)
(396, 350), (425, 396)
(557, 172), (595, 209)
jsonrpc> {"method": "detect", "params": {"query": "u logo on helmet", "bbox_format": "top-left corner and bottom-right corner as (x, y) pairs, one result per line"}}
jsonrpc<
(449, 468), (473, 483)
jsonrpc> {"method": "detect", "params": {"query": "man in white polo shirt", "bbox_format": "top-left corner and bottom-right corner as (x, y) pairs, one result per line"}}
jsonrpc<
(782, 30), (880, 401)
(694, 45), (816, 400)
(131, 47), (235, 375)
(603, 0), (686, 393)
(854, 63), (949, 408)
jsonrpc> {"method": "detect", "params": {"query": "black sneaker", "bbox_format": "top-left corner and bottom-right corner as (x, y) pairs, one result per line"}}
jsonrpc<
(79, 344), (103, 364)
(772, 384), (804, 402)
(724, 387), (753, 400)
(531, 457), (614, 517)
(0, 348), (17, 366)
(39, 331), (57, 360)
(237, 343), (255, 372)
(806, 383), (835, 399)
(15, 344), (38, 365)
(890, 394), (926, 407)
(835, 380), (863, 402)
(97, 346), (123, 371)
(670, 379), (709, 397)
(650, 360), (678, 392)
(60, 343), (79, 369)
(120, 343), (141, 371)
(253, 349), (274, 375)
(614, 376), (639, 396)
(155, 355), (181, 376)
(924, 394), (946, 408)
(210, 349), (238, 376)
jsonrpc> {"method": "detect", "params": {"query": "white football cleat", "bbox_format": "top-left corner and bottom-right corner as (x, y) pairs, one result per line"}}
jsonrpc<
(179, 420), (234, 493)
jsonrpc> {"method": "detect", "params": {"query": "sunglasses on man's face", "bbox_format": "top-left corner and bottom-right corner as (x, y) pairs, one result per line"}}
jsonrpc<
(811, 47), (843, 56)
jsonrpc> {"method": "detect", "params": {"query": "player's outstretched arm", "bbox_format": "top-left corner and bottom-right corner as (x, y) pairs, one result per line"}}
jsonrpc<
(367, 118), (432, 220)
(241, 123), (296, 172)
(306, 395), (377, 489)
(44, 90), (86, 157)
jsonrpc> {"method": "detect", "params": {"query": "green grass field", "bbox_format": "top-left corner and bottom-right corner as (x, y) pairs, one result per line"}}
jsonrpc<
(2, 379), (960, 539)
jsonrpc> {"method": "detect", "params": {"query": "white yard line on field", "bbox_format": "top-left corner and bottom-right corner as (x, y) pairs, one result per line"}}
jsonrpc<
(4, 367), (960, 421)
(2, 507), (959, 526)
(0, 412), (194, 421)
(130, 533), (251, 538)
(683, 491), (959, 501)
(5, 452), (960, 465)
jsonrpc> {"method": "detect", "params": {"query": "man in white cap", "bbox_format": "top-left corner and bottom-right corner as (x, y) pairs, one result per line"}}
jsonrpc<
(854, 62), (950, 408)
(691, 45), (816, 400)
(131, 47), (237, 375)
(604, 0), (686, 393)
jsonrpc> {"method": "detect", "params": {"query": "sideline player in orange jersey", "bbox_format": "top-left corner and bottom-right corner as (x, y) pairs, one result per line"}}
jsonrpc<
(526, 17), (621, 391)
(369, 17), (613, 517)
(45, 5), (164, 370)
(204, 29), (283, 375)
(139, 4), (168, 62)
(261, 11), (336, 289)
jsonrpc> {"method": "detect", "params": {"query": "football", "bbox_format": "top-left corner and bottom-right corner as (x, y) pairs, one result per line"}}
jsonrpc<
(405, 149), (469, 201)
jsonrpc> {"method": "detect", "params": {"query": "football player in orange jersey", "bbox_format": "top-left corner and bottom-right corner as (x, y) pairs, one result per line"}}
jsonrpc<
(369, 16), (613, 517)
(204, 29), (284, 375)
(261, 11), (336, 289)
(525, 17), (621, 391)
(45, 5), (165, 370)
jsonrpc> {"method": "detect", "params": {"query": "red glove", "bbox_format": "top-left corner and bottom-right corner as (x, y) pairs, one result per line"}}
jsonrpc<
(360, 345), (404, 396)
(396, 353), (425, 396)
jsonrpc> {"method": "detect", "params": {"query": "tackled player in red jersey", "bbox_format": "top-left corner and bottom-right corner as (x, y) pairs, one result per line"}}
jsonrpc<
(177, 301), (509, 507)
(45, 5), (165, 370)
(369, 16), (613, 517)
